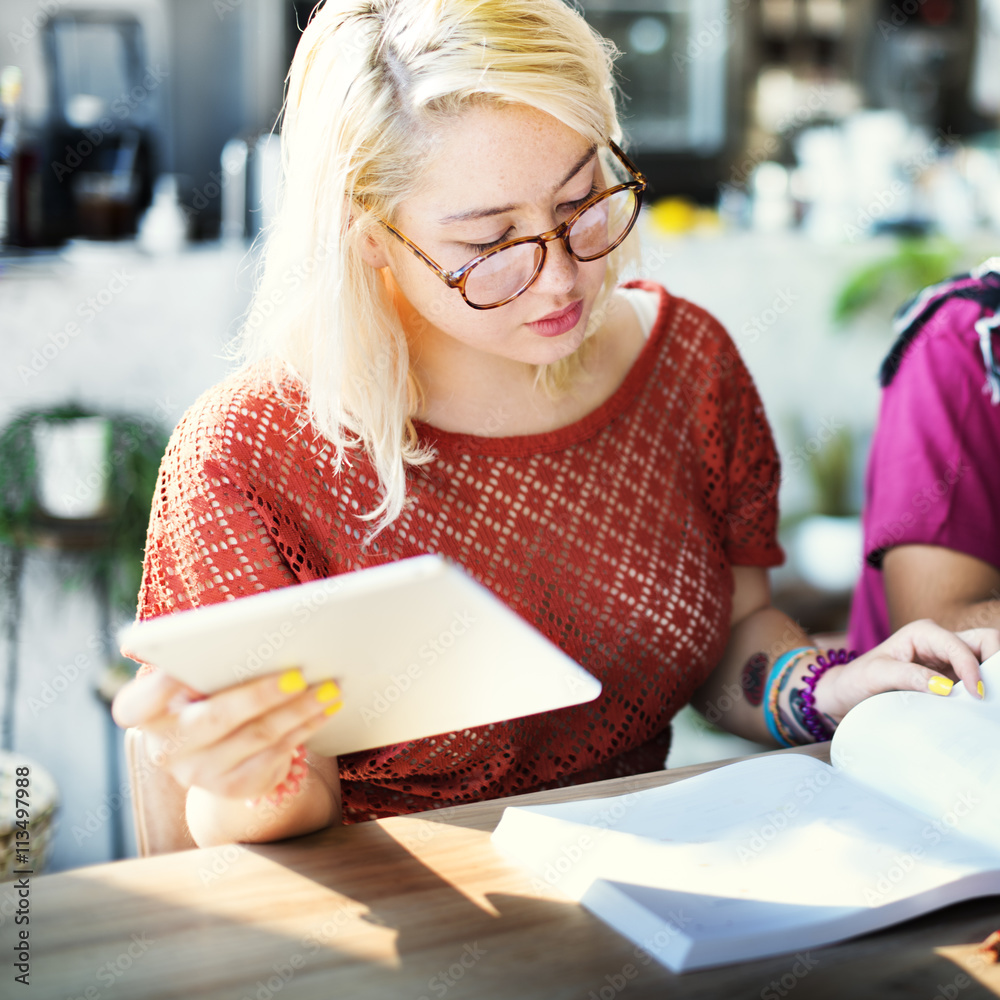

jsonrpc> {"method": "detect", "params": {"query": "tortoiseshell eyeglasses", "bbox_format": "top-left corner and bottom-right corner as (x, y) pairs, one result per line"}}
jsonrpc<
(379, 139), (647, 310)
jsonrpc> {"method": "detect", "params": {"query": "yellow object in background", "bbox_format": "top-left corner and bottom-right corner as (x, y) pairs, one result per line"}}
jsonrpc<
(648, 197), (721, 236)
(649, 197), (697, 235)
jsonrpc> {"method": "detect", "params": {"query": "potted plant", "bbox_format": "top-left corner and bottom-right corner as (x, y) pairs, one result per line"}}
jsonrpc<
(0, 404), (168, 617)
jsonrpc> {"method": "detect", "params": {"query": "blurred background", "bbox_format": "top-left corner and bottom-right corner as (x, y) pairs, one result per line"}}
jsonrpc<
(0, 0), (998, 874)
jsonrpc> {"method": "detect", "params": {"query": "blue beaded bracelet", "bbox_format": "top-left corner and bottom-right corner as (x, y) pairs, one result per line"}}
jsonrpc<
(763, 647), (813, 748)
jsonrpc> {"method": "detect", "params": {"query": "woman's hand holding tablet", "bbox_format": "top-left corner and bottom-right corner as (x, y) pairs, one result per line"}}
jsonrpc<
(112, 666), (344, 845)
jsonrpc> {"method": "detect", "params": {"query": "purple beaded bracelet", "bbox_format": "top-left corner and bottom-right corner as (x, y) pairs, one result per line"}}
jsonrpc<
(799, 648), (857, 743)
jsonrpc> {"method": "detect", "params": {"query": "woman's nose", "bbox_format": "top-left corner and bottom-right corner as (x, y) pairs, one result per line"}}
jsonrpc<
(533, 234), (578, 296)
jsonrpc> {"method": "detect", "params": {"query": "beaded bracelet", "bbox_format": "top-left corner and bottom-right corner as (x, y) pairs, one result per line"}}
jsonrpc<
(763, 647), (813, 748)
(799, 648), (857, 743)
(245, 744), (310, 810)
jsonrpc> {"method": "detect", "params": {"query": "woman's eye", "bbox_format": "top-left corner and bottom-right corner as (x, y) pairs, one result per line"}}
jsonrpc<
(562, 182), (602, 213)
(461, 183), (603, 255)
(466, 236), (507, 255)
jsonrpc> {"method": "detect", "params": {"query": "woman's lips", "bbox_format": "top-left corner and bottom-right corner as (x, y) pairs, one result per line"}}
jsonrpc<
(527, 299), (584, 337)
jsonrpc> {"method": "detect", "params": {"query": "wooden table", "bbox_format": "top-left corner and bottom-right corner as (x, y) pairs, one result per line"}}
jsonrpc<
(16, 744), (1000, 1000)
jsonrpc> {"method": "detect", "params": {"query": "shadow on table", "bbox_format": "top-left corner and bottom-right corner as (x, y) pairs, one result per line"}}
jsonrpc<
(24, 818), (1000, 1000)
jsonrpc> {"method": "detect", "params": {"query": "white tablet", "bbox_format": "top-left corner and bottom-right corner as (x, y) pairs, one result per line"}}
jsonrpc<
(119, 554), (602, 757)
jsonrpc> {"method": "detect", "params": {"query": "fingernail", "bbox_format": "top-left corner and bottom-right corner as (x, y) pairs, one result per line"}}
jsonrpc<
(323, 700), (343, 717)
(278, 669), (307, 694)
(315, 680), (341, 704)
(978, 680), (985, 699)
(928, 676), (954, 696)
(167, 692), (194, 714)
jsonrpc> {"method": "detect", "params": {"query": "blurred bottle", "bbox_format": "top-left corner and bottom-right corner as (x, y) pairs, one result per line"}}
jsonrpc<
(138, 174), (189, 254)
(0, 66), (23, 244)
(220, 138), (248, 244)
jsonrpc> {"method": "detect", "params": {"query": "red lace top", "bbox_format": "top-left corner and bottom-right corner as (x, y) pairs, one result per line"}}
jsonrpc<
(128, 281), (783, 823)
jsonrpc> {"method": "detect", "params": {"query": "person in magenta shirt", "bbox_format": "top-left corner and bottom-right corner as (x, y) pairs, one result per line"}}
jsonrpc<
(849, 259), (1000, 651)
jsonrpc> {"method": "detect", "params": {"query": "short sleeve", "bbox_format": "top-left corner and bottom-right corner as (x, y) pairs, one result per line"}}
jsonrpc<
(861, 299), (1000, 572)
(681, 304), (784, 568)
(721, 365), (784, 565)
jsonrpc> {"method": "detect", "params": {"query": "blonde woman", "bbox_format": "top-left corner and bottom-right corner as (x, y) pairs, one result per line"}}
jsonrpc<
(112, 0), (998, 850)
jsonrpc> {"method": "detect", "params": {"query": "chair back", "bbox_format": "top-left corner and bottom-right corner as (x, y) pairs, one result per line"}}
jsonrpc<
(124, 727), (196, 856)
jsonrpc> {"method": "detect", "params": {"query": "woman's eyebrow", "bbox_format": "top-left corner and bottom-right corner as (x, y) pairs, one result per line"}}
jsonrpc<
(439, 145), (599, 224)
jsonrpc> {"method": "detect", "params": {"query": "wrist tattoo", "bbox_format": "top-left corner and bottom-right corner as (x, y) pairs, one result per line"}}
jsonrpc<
(779, 666), (836, 744)
(777, 670), (813, 744)
(740, 651), (768, 707)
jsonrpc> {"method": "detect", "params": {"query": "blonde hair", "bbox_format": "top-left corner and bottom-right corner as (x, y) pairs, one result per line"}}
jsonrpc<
(235, 0), (634, 534)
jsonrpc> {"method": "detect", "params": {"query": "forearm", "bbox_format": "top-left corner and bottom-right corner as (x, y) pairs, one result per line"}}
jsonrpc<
(884, 546), (1000, 634)
(929, 598), (1000, 633)
(186, 752), (342, 847)
(690, 606), (822, 745)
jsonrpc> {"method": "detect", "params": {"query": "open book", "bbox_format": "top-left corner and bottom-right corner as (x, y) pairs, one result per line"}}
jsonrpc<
(491, 650), (1000, 972)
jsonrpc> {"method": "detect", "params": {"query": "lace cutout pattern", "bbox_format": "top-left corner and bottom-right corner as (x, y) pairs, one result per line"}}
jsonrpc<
(130, 282), (783, 823)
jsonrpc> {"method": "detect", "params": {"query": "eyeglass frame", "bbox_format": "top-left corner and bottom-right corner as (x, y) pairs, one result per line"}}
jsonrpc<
(377, 139), (647, 310)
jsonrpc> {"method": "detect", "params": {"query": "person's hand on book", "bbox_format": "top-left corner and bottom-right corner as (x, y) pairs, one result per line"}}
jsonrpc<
(111, 666), (343, 800)
(814, 620), (1000, 723)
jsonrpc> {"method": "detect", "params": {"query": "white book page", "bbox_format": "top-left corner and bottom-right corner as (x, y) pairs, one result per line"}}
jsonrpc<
(493, 750), (1000, 970)
(831, 650), (1000, 852)
(495, 752), (1000, 911)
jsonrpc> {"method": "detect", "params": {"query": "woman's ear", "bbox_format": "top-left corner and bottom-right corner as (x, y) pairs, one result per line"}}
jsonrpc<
(359, 229), (391, 270)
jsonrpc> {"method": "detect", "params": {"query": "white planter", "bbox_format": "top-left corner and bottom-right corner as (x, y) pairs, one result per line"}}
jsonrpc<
(32, 417), (112, 519)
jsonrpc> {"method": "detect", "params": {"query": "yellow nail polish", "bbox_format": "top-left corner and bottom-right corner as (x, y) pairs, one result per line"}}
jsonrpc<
(928, 676), (954, 696)
(978, 681), (985, 699)
(278, 669), (307, 694)
(315, 681), (341, 704)
(323, 700), (343, 716)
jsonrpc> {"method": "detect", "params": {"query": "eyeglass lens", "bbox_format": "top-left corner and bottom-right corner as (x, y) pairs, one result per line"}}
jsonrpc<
(463, 187), (638, 307)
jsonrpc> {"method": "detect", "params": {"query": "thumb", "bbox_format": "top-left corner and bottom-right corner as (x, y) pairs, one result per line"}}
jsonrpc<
(111, 668), (203, 728)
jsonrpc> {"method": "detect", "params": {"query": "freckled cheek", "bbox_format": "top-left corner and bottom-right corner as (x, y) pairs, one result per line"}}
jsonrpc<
(387, 259), (502, 337)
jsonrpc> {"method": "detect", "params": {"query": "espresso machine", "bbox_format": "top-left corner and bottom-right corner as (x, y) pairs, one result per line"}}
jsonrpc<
(5, 11), (156, 247)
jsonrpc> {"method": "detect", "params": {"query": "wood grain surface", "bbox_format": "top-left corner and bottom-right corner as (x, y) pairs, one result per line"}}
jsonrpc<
(19, 744), (1000, 1000)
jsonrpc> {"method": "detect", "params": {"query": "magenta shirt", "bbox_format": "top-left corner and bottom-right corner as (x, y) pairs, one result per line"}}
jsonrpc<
(848, 295), (1000, 652)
